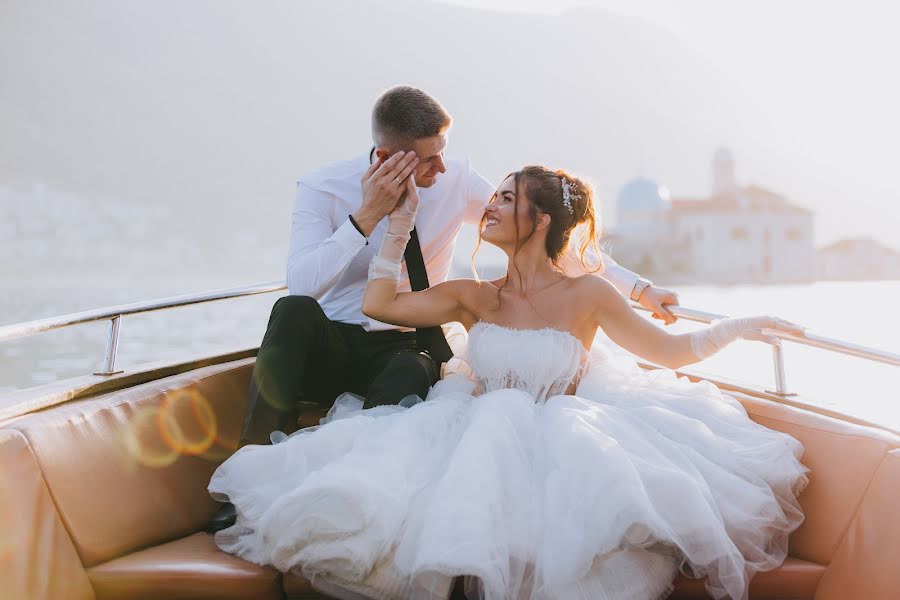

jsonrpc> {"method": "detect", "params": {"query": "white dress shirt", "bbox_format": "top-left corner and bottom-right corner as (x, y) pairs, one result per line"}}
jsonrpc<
(287, 152), (640, 331)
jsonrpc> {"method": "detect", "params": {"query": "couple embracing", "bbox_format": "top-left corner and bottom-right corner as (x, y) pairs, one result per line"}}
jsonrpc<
(208, 86), (809, 600)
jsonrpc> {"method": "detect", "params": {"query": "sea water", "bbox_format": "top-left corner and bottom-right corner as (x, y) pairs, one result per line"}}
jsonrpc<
(2, 277), (898, 429)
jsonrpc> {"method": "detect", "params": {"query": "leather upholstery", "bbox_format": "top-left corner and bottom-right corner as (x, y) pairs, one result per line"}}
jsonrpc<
(0, 429), (96, 600)
(669, 557), (825, 599)
(737, 391), (900, 565)
(7, 359), (254, 567)
(814, 448), (900, 599)
(283, 572), (323, 597)
(287, 559), (827, 600)
(87, 532), (283, 600)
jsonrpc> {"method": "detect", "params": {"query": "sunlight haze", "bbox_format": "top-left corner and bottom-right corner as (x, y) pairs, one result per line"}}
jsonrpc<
(444, 0), (900, 246)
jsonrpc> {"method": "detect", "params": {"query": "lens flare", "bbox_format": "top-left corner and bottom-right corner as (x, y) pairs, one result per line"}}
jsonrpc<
(253, 347), (295, 413)
(158, 389), (218, 456)
(124, 406), (180, 468)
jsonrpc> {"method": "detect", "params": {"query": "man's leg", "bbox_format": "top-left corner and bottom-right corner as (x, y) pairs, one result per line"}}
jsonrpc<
(208, 295), (352, 533)
(364, 347), (440, 408)
(240, 295), (351, 445)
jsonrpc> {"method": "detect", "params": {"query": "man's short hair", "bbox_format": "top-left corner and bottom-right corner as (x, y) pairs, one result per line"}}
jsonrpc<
(372, 85), (452, 148)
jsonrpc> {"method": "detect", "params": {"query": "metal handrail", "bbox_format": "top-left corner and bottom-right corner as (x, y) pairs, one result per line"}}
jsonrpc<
(0, 280), (287, 374)
(633, 305), (900, 368)
(631, 304), (900, 397)
(1, 281), (898, 391)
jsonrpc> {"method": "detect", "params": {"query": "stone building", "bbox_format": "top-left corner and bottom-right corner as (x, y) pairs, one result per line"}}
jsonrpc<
(606, 149), (816, 284)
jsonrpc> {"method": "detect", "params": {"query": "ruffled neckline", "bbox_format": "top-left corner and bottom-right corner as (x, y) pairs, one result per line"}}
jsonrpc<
(469, 321), (589, 356)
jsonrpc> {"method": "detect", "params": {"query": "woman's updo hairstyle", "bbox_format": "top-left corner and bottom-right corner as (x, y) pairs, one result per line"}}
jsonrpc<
(518, 166), (601, 270)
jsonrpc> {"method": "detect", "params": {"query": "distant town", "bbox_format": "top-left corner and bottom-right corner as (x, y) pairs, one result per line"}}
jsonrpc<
(5, 152), (900, 287)
(605, 148), (900, 284)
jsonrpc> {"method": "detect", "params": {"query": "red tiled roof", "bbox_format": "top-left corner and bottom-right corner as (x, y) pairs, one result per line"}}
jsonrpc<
(819, 237), (900, 255)
(670, 185), (811, 214)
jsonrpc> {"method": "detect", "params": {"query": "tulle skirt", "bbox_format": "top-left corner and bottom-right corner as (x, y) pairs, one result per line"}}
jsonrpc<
(209, 347), (808, 600)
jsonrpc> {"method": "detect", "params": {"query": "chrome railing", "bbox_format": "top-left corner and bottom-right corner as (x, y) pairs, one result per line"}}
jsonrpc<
(0, 281), (287, 375)
(1, 281), (898, 393)
(632, 304), (900, 395)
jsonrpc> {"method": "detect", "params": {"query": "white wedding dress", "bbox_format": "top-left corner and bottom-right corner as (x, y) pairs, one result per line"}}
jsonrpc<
(209, 322), (809, 600)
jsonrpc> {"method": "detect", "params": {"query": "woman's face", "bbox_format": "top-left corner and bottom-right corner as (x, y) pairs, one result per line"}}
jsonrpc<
(480, 175), (534, 248)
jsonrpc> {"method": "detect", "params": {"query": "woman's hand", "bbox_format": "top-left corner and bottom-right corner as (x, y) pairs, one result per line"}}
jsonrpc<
(374, 176), (420, 268)
(734, 316), (806, 345)
(355, 151), (419, 236)
(691, 315), (806, 361)
(364, 174), (473, 329)
(387, 176), (420, 236)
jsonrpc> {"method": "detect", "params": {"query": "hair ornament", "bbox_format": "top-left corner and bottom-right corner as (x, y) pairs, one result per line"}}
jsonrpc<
(560, 177), (579, 215)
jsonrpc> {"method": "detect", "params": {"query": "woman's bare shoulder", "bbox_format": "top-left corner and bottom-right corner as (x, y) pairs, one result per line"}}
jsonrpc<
(568, 273), (619, 299)
(563, 275), (629, 322)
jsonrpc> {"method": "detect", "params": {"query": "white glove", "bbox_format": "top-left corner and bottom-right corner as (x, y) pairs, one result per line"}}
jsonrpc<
(368, 177), (420, 282)
(690, 316), (806, 361)
(386, 179), (419, 237)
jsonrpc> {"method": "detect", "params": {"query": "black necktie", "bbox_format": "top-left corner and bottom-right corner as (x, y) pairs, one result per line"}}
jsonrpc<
(403, 228), (454, 365)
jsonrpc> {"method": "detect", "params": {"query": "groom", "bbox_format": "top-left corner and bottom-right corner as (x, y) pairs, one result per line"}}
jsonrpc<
(209, 85), (678, 530)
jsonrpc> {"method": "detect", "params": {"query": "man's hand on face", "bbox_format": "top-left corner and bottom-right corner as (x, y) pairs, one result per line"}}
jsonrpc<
(354, 151), (419, 236)
(638, 285), (680, 325)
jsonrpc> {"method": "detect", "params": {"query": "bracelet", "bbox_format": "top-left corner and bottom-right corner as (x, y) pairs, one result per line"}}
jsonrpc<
(348, 214), (368, 245)
(630, 277), (652, 302)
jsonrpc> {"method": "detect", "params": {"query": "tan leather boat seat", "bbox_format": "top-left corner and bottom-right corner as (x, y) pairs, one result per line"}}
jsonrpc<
(5, 360), (255, 568)
(3, 359), (318, 599)
(86, 532), (284, 600)
(2, 358), (899, 599)
(0, 429), (95, 600)
(739, 392), (900, 559)
(670, 556), (825, 599)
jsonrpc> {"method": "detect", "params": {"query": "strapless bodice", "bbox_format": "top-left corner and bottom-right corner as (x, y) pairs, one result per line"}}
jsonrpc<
(466, 322), (589, 402)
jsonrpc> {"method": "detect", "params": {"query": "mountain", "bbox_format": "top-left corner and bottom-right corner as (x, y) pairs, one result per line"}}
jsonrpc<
(1, 0), (891, 278)
(0, 1), (755, 207)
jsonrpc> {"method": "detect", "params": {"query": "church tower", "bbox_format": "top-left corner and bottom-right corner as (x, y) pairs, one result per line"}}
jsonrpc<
(712, 146), (738, 199)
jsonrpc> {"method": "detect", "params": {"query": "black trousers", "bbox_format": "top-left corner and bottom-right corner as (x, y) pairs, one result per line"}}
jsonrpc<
(240, 295), (440, 445)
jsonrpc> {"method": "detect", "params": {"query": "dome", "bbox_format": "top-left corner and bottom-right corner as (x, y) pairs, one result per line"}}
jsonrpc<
(616, 177), (670, 212)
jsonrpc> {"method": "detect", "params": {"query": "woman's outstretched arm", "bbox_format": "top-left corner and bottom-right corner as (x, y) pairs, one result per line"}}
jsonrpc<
(362, 175), (476, 328)
(583, 276), (804, 369)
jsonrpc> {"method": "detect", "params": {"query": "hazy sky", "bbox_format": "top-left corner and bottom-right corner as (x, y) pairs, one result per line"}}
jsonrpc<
(3, 0), (897, 251)
(446, 0), (900, 243)
(447, 0), (899, 173)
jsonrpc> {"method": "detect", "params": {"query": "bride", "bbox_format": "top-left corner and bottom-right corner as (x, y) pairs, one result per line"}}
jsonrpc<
(209, 166), (810, 600)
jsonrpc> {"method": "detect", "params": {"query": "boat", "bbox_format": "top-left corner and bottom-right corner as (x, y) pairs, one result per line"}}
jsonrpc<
(1, 280), (898, 600)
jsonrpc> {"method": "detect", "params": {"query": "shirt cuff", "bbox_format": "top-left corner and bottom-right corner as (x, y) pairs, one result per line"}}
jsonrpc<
(601, 259), (641, 299)
(348, 214), (369, 244)
(334, 218), (370, 253)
